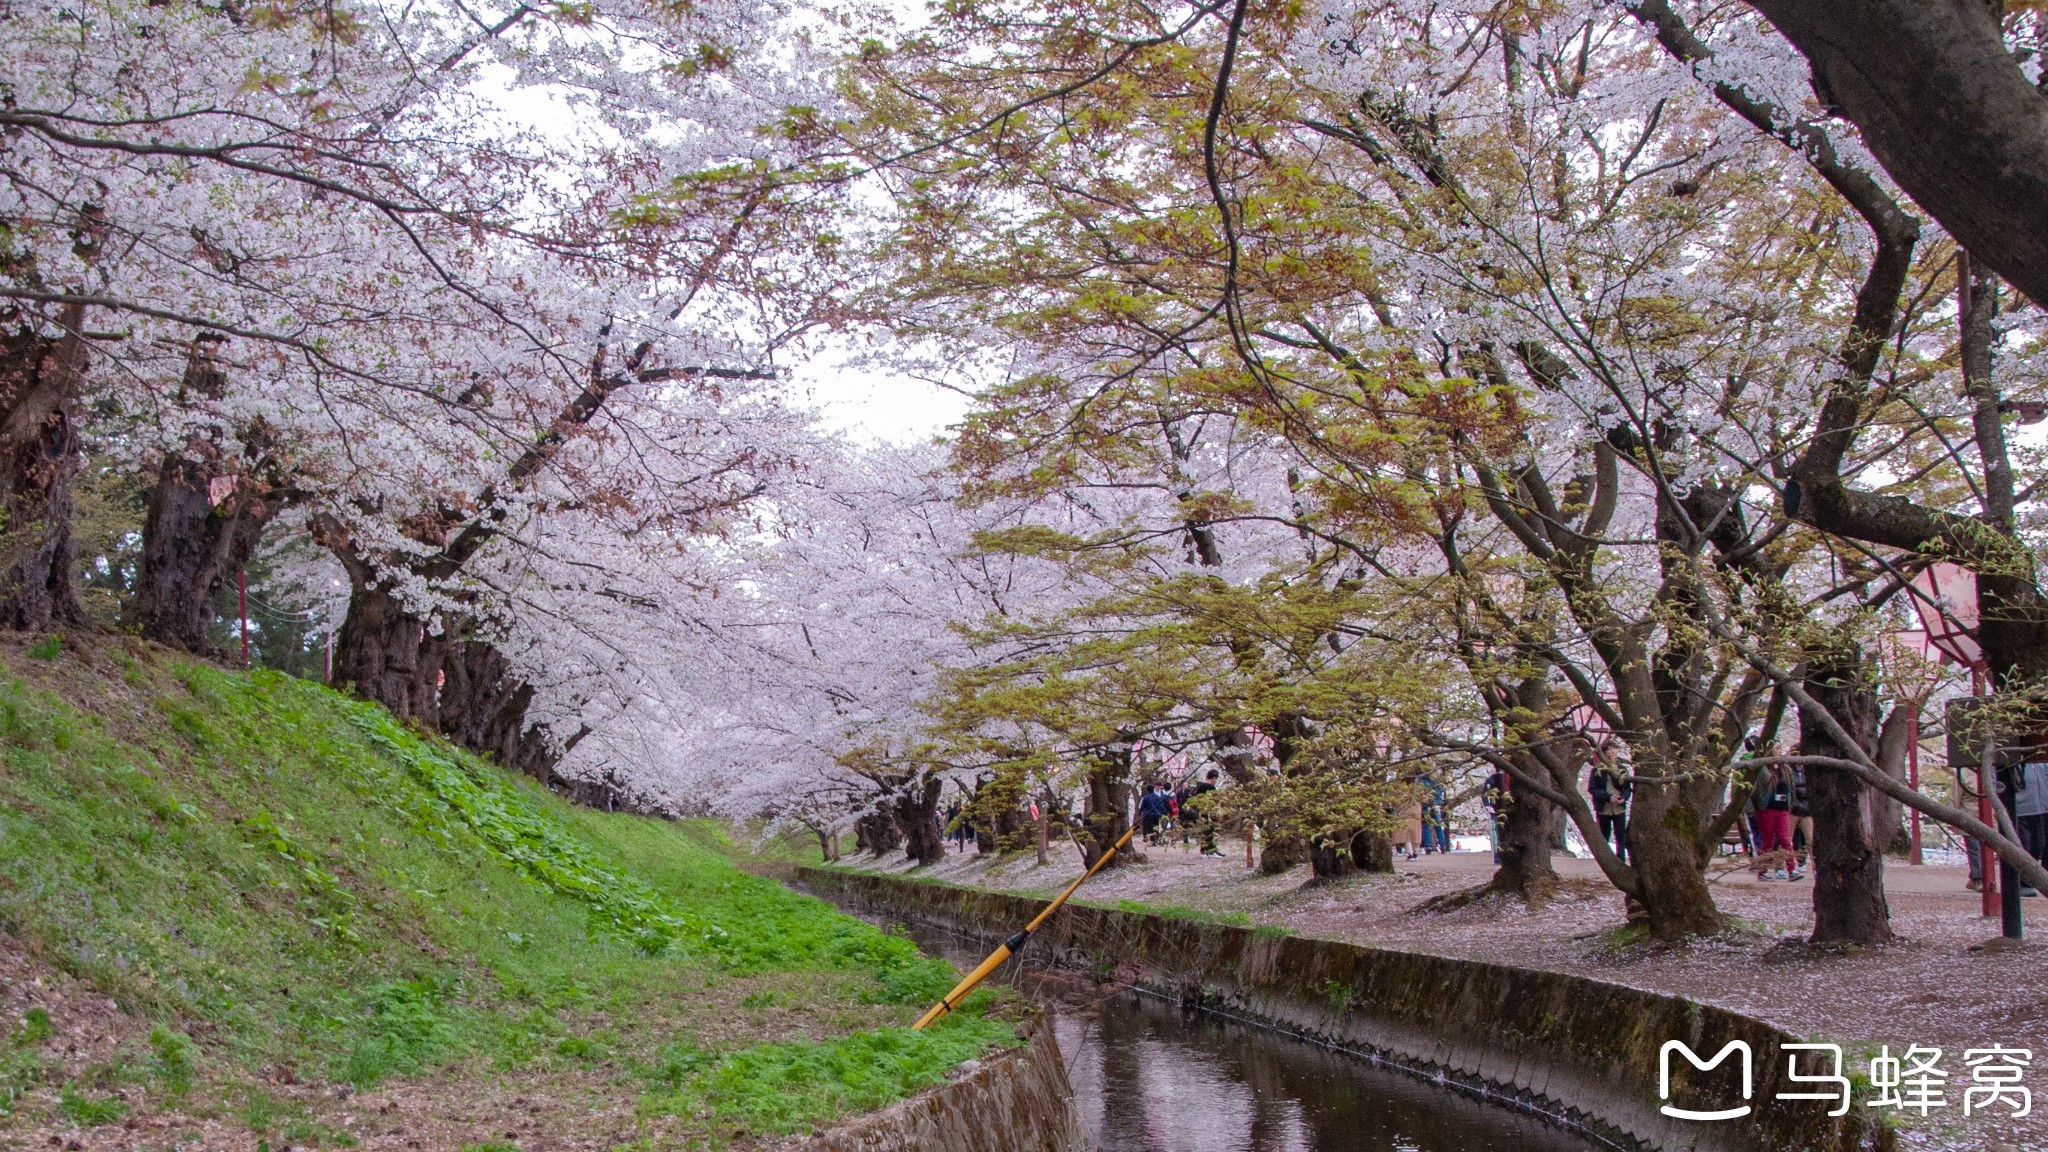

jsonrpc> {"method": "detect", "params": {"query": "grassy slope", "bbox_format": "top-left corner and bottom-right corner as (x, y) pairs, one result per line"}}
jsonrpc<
(0, 637), (1011, 1151)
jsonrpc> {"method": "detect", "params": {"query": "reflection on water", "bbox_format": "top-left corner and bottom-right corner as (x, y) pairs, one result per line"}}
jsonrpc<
(1043, 977), (1600, 1152)
(902, 920), (1603, 1152)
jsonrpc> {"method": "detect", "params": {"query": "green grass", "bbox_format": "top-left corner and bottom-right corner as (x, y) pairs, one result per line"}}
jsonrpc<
(1107, 899), (1251, 927)
(0, 645), (1013, 1143)
(637, 1021), (1009, 1135)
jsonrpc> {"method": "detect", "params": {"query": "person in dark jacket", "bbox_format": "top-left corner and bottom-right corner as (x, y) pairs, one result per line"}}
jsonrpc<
(1191, 769), (1222, 855)
(1138, 782), (1172, 845)
(1588, 754), (1632, 865)
(1789, 765), (1812, 874)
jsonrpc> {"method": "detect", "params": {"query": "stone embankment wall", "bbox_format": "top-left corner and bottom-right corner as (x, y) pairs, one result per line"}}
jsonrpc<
(798, 1012), (1084, 1152)
(798, 866), (1896, 1152)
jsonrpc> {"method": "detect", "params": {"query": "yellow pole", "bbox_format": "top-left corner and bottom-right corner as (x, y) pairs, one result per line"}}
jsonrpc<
(911, 823), (1137, 1030)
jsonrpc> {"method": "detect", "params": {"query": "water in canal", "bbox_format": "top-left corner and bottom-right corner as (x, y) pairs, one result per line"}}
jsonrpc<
(912, 924), (1606, 1152)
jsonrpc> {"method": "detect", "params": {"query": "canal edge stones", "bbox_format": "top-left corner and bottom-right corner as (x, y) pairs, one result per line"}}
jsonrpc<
(793, 865), (1898, 1152)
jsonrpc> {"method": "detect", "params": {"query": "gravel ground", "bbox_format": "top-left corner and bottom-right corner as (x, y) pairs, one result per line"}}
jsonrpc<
(850, 837), (2047, 1152)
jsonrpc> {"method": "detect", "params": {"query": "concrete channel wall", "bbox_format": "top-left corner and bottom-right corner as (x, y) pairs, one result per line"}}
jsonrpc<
(798, 1010), (1085, 1152)
(797, 866), (1897, 1152)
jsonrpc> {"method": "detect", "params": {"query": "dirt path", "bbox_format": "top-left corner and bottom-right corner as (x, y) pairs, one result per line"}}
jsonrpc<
(850, 839), (2045, 1152)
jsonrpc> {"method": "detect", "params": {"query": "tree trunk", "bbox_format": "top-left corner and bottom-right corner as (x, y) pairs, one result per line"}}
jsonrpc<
(1259, 834), (1307, 874)
(854, 809), (901, 856)
(136, 451), (273, 652)
(0, 322), (88, 631)
(1211, 726), (1259, 782)
(1349, 829), (1393, 872)
(972, 774), (1030, 853)
(1487, 764), (1563, 904)
(332, 577), (437, 722)
(1801, 649), (1893, 946)
(436, 635), (570, 781)
(1871, 704), (1914, 856)
(896, 776), (945, 866)
(1627, 777), (1727, 940)
(1307, 835), (1356, 881)
(1081, 747), (1134, 869)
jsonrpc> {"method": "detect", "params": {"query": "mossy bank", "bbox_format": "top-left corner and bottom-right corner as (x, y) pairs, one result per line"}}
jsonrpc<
(0, 635), (1017, 1151)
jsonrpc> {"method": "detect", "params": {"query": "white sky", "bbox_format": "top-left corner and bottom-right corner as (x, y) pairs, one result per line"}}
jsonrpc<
(788, 343), (973, 444)
(467, 50), (977, 446)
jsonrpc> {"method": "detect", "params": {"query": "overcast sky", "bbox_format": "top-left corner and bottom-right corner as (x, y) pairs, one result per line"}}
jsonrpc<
(788, 343), (972, 444)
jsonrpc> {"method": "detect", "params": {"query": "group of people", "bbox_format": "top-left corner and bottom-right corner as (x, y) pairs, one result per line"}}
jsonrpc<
(1585, 753), (1809, 880)
(1389, 774), (1452, 860)
(1137, 771), (1224, 855)
(1745, 763), (1810, 881)
(951, 752), (2048, 889)
(1965, 759), (2048, 897)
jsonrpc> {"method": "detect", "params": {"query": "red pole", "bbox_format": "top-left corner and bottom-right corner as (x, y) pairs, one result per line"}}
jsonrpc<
(324, 629), (333, 683)
(238, 568), (249, 668)
(1908, 706), (1924, 866)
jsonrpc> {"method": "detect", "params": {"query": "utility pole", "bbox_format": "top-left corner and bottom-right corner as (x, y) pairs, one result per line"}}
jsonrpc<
(1907, 708), (1923, 866)
(238, 568), (249, 667)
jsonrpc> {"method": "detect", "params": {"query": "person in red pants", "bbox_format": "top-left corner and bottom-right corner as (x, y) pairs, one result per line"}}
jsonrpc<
(1756, 765), (1799, 880)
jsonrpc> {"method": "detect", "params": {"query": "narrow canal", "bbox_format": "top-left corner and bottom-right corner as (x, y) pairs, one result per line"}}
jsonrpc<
(905, 922), (1608, 1152)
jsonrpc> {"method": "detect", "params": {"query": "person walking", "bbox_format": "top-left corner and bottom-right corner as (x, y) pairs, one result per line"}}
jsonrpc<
(1789, 765), (1812, 876)
(1755, 764), (1798, 880)
(944, 800), (966, 852)
(1138, 781), (1171, 845)
(1419, 774), (1448, 854)
(2014, 760), (2048, 896)
(1173, 780), (1195, 847)
(1588, 755), (1632, 865)
(1483, 769), (1508, 865)
(1192, 769), (1222, 856)
(1394, 798), (1424, 861)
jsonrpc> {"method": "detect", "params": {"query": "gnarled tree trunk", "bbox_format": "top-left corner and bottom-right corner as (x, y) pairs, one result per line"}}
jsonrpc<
(1627, 771), (1729, 940)
(1259, 834), (1308, 874)
(1081, 745), (1135, 869)
(136, 451), (273, 652)
(1307, 835), (1357, 881)
(1801, 649), (1893, 946)
(136, 339), (280, 652)
(895, 776), (945, 866)
(1349, 829), (1393, 872)
(332, 577), (437, 722)
(436, 635), (574, 781)
(854, 809), (902, 856)
(0, 321), (88, 631)
(1487, 763), (1564, 904)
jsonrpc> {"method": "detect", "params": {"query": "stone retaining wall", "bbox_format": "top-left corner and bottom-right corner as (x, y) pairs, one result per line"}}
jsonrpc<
(798, 866), (1896, 1152)
(798, 1012), (1084, 1152)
